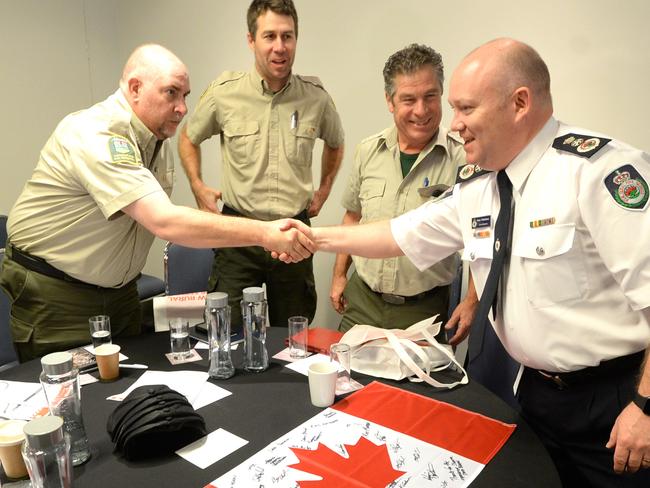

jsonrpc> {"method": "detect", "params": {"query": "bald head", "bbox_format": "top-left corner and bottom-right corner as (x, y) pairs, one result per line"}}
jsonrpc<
(120, 44), (186, 92)
(448, 38), (554, 170)
(120, 44), (190, 140)
(462, 38), (552, 107)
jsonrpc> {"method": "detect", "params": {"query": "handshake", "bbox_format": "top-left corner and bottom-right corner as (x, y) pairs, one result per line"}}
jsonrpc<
(263, 219), (316, 263)
(259, 216), (389, 263)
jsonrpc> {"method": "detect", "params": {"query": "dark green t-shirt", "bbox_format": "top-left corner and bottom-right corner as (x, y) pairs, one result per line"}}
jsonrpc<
(400, 151), (419, 178)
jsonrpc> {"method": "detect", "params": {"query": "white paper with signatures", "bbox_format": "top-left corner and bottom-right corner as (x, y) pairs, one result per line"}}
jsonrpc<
(209, 408), (484, 488)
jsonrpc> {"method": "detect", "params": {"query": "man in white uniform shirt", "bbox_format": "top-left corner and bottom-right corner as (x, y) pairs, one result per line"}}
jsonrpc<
(304, 38), (650, 486)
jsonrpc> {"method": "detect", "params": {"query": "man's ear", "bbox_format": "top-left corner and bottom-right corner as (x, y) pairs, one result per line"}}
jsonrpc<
(512, 86), (531, 120)
(247, 31), (255, 52)
(385, 91), (395, 114)
(128, 77), (142, 101)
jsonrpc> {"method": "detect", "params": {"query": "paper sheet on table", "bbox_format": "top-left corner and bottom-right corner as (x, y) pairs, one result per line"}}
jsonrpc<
(193, 382), (232, 410)
(284, 353), (345, 376)
(176, 428), (248, 469)
(273, 347), (312, 363)
(106, 370), (230, 410)
(153, 291), (207, 332)
(79, 374), (99, 386)
(0, 380), (48, 420)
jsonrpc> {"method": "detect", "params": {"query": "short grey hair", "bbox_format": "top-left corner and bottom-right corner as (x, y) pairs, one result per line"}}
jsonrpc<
(383, 44), (444, 99)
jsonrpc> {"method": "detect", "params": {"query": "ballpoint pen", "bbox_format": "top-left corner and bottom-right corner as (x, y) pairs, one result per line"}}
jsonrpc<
(119, 363), (148, 369)
(22, 387), (42, 403)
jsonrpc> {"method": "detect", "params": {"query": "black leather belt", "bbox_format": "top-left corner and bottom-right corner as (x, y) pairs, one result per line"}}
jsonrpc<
(533, 350), (645, 390)
(8, 244), (131, 290)
(221, 204), (309, 222)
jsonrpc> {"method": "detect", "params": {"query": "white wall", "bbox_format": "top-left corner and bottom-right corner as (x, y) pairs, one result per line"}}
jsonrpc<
(2, 0), (649, 330)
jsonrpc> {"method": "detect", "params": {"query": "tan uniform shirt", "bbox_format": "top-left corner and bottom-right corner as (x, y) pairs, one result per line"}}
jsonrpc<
(186, 69), (344, 220)
(8, 89), (173, 287)
(341, 126), (465, 296)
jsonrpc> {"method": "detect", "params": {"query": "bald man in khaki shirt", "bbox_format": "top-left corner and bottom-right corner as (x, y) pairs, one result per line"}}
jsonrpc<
(1, 44), (314, 361)
(179, 0), (344, 331)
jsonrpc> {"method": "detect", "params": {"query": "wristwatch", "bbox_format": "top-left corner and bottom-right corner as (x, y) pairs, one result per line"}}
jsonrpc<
(633, 392), (650, 415)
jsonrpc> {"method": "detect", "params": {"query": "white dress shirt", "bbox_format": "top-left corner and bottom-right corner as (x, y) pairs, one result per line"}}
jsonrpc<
(392, 117), (650, 372)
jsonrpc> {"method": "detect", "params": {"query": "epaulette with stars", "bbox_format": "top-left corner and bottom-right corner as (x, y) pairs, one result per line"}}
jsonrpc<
(455, 164), (491, 184)
(552, 133), (611, 158)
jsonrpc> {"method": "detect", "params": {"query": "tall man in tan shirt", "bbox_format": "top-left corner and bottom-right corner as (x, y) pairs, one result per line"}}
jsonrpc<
(1, 44), (313, 362)
(179, 0), (345, 331)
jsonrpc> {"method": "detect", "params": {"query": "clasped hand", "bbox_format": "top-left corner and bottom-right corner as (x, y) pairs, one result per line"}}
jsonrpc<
(265, 219), (315, 263)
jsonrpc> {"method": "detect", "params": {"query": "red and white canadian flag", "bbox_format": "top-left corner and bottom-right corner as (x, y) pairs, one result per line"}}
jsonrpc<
(209, 382), (515, 487)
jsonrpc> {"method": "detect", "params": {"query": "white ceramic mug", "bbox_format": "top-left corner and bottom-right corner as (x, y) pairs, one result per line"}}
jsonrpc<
(307, 361), (338, 407)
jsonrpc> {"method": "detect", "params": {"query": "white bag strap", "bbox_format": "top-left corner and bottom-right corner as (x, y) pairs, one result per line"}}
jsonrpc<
(399, 338), (433, 376)
(384, 329), (468, 388)
(418, 327), (460, 372)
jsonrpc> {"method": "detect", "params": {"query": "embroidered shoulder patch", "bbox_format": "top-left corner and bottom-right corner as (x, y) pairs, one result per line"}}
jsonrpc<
(108, 136), (138, 165)
(553, 133), (611, 158)
(603, 164), (649, 211)
(456, 164), (490, 184)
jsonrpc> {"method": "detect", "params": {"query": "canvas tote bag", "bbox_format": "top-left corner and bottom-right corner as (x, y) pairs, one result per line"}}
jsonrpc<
(340, 316), (468, 388)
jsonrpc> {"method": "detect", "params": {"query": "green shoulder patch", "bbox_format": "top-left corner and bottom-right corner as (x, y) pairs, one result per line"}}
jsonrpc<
(108, 136), (139, 165)
(603, 164), (649, 211)
(456, 164), (490, 184)
(553, 133), (611, 158)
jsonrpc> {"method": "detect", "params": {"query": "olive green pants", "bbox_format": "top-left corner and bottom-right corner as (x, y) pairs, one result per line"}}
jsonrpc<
(339, 271), (449, 343)
(208, 245), (316, 333)
(0, 254), (141, 362)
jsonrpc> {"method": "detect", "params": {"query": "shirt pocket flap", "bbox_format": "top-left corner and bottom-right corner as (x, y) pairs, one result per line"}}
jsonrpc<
(512, 223), (575, 260)
(292, 125), (318, 139)
(223, 121), (259, 137)
(462, 237), (494, 261)
(360, 180), (386, 199)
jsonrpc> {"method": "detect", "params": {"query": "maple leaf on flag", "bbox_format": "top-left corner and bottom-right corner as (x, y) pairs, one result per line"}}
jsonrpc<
(288, 436), (405, 487)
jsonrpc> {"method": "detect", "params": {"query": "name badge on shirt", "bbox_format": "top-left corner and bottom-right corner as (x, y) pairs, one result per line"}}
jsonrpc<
(471, 215), (491, 229)
(471, 215), (492, 239)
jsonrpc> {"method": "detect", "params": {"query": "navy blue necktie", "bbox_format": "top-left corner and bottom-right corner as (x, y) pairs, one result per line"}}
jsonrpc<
(472, 170), (513, 327)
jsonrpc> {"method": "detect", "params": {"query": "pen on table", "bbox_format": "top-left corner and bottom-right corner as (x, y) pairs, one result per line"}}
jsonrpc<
(22, 387), (42, 403)
(119, 363), (148, 370)
(290, 110), (298, 130)
(6, 387), (42, 413)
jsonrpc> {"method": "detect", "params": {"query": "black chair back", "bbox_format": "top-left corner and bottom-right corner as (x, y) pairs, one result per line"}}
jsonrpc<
(163, 243), (213, 296)
(0, 214), (7, 249)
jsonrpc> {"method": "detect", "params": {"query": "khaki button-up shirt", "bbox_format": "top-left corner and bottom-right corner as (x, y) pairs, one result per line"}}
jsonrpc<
(341, 125), (465, 296)
(186, 69), (344, 220)
(8, 89), (173, 287)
